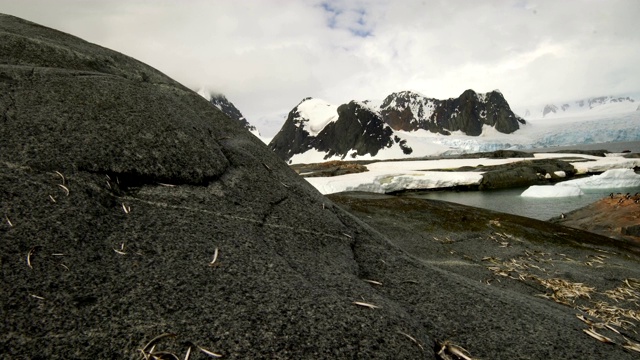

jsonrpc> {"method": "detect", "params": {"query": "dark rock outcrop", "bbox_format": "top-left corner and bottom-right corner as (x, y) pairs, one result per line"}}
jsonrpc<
(317, 101), (394, 159)
(0, 14), (426, 358)
(478, 159), (577, 190)
(268, 97), (319, 161)
(208, 93), (257, 133)
(380, 89), (525, 136)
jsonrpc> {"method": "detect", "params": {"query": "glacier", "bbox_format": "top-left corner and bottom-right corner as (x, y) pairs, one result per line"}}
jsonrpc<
(434, 111), (640, 155)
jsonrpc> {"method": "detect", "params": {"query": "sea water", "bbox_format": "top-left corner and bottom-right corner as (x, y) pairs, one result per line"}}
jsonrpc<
(410, 141), (640, 220)
(409, 186), (640, 221)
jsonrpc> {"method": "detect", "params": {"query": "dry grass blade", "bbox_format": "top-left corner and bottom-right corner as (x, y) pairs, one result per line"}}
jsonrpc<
(436, 340), (475, 360)
(397, 331), (424, 351)
(209, 247), (219, 266)
(447, 345), (475, 360)
(576, 314), (594, 326)
(58, 184), (69, 196)
(142, 333), (177, 353)
(49, 195), (56, 203)
(624, 278), (640, 290)
(538, 278), (594, 303)
(113, 243), (127, 255)
(363, 279), (383, 286)
(184, 346), (191, 360)
(27, 247), (36, 269)
(623, 338), (640, 353)
(30, 294), (45, 300)
(5, 215), (13, 227)
(353, 301), (380, 309)
(54, 170), (65, 185)
(197, 345), (223, 358)
(122, 203), (130, 214)
(583, 328), (615, 344)
(604, 323), (620, 334)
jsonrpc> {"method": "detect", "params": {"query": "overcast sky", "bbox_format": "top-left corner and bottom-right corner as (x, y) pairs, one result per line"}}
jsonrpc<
(2, 0), (639, 136)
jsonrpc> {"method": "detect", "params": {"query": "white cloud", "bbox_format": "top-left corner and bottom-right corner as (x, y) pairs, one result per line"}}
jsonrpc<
(1, 0), (639, 136)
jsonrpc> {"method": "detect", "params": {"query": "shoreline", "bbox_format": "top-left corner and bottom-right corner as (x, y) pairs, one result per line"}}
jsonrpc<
(297, 149), (640, 195)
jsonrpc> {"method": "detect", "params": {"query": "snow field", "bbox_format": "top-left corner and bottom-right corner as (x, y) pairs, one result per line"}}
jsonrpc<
(306, 154), (640, 195)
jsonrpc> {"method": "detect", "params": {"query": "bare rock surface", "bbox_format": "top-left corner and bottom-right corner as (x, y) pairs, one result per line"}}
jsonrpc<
(329, 193), (640, 359)
(2, 14), (640, 360)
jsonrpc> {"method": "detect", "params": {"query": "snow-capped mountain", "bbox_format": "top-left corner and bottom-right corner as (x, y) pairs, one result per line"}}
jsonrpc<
(380, 90), (525, 135)
(526, 95), (636, 119)
(269, 98), (413, 162)
(269, 89), (524, 162)
(196, 88), (261, 136)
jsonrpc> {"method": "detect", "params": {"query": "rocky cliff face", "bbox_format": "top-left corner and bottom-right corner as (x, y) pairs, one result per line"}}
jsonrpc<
(197, 89), (259, 134)
(380, 89), (525, 136)
(208, 93), (258, 133)
(269, 98), (411, 162)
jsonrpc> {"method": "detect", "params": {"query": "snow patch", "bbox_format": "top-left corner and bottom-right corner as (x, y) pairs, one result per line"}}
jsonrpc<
(196, 87), (211, 100)
(304, 154), (640, 195)
(296, 99), (339, 136)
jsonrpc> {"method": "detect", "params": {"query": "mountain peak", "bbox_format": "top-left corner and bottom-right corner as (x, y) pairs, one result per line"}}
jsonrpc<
(270, 89), (524, 162)
(196, 89), (259, 135)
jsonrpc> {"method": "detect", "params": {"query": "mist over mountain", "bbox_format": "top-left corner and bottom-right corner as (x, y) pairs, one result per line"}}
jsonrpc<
(522, 95), (637, 119)
(196, 88), (260, 136)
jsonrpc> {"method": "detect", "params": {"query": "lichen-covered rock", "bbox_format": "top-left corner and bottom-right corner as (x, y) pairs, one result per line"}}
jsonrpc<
(478, 159), (577, 190)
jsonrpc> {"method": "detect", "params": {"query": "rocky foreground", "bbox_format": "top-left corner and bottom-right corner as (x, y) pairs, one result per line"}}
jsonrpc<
(2, 14), (640, 359)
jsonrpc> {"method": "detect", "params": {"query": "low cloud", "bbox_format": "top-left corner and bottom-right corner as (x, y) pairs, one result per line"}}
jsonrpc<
(2, 0), (639, 136)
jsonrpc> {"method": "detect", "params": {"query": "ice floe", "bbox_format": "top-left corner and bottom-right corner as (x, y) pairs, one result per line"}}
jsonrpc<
(520, 185), (584, 198)
(557, 168), (640, 189)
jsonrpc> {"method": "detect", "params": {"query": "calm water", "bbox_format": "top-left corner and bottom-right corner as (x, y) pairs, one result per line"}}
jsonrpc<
(408, 187), (640, 221)
(410, 141), (640, 220)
